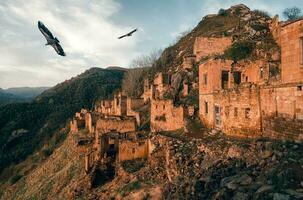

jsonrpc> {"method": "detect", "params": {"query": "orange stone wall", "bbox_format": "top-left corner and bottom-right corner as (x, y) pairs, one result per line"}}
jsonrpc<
(199, 59), (234, 94)
(261, 83), (303, 140)
(85, 112), (93, 133)
(194, 37), (232, 61)
(199, 81), (303, 139)
(95, 92), (127, 116)
(70, 119), (79, 133)
(153, 73), (170, 99)
(200, 84), (262, 137)
(96, 117), (137, 134)
(126, 97), (145, 126)
(150, 99), (184, 132)
(241, 60), (270, 84)
(118, 139), (149, 162)
(280, 20), (303, 83)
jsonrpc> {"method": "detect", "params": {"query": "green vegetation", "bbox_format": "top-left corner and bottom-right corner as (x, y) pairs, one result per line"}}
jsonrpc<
(9, 174), (22, 185)
(283, 7), (302, 20)
(224, 41), (255, 61)
(253, 9), (270, 19)
(121, 158), (146, 173)
(218, 9), (228, 16)
(119, 181), (141, 197)
(0, 68), (125, 175)
(123, 50), (161, 98)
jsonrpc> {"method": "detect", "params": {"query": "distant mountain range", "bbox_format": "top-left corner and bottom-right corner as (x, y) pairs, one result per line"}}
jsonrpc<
(0, 87), (50, 106)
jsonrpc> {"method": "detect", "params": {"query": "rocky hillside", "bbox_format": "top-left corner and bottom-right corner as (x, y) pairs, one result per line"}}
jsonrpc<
(153, 4), (279, 74)
(2, 131), (302, 199)
(0, 68), (125, 182)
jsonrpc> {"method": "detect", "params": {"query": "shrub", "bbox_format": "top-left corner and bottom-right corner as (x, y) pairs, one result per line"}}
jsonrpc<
(42, 148), (53, 157)
(218, 9), (228, 16)
(119, 181), (141, 197)
(253, 9), (270, 18)
(9, 174), (22, 185)
(224, 41), (255, 61)
(121, 158), (146, 173)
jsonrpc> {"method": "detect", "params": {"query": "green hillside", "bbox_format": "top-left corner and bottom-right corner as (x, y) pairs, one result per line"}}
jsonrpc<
(0, 68), (125, 174)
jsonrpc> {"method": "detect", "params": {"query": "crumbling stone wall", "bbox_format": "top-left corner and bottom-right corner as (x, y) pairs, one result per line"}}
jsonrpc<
(96, 117), (137, 134)
(126, 97), (145, 126)
(199, 59), (234, 93)
(118, 139), (149, 162)
(198, 57), (303, 139)
(150, 99), (184, 132)
(261, 83), (303, 140)
(200, 83), (262, 137)
(280, 19), (303, 83)
(194, 37), (232, 61)
(199, 80), (303, 139)
(241, 60), (271, 84)
(85, 112), (93, 133)
(153, 73), (170, 99)
(142, 79), (153, 102)
(269, 15), (281, 46)
(95, 92), (127, 116)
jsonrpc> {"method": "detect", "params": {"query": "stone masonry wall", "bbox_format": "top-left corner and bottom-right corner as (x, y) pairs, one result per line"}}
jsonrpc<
(194, 37), (232, 61)
(126, 97), (145, 126)
(118, 140), (149, 162)
(199, 82), (303, 140)
(200, 84), (262, 137)
(96, 117), (137, 134)
(150, 99), (184, 132)
(261, 83), (303, 140)
(280, 20), (303, 83)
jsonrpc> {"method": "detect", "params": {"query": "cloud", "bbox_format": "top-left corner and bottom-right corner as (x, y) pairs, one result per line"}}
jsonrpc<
(0, 0), (139, 88)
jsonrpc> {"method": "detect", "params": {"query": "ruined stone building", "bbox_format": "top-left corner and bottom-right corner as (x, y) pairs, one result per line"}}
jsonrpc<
(199, 18), (303, 140)
(70, 91), (152, 173)
(141, 71), (188, 133)
(142, 72), (170, 102)
(150, 99), (184, 132)
(194, 37), (232, 61)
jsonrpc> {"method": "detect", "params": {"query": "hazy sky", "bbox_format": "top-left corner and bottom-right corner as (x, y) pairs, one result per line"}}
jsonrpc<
(0, 0), (302, 88)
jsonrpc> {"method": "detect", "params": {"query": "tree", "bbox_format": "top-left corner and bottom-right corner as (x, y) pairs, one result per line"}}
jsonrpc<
(283, 7), (302, 20)
(122, 50), (162, 97)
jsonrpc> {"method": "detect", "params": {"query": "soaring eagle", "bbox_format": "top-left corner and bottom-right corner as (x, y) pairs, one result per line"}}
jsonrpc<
(38, 21), (66, 56)
(118, 29), (137, 39)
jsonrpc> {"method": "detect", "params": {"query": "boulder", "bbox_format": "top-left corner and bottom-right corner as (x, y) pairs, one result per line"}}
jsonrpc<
(227, 146), (242, 158)
(232, 192), (249, 200)
(255, 185), (273, 194)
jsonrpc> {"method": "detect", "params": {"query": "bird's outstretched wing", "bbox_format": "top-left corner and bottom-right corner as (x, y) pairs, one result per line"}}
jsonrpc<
(118, 28), (138, 39)
(52, 43), (66, 56)
(38, 21), (55, 41)
(128, 29), (137, 35)
(118, 34), (127, 39)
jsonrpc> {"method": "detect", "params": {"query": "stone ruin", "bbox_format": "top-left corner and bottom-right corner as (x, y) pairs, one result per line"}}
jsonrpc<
(68, 16), (303, 181)
(198, 17), (303, 141)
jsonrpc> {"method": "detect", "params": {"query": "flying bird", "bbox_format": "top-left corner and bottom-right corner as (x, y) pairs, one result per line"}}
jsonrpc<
(38, 21), (66, 56)
(118, 29), (137, 39)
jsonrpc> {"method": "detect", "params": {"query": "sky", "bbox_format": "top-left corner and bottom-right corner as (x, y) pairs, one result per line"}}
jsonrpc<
(0, 0), (302, 89)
